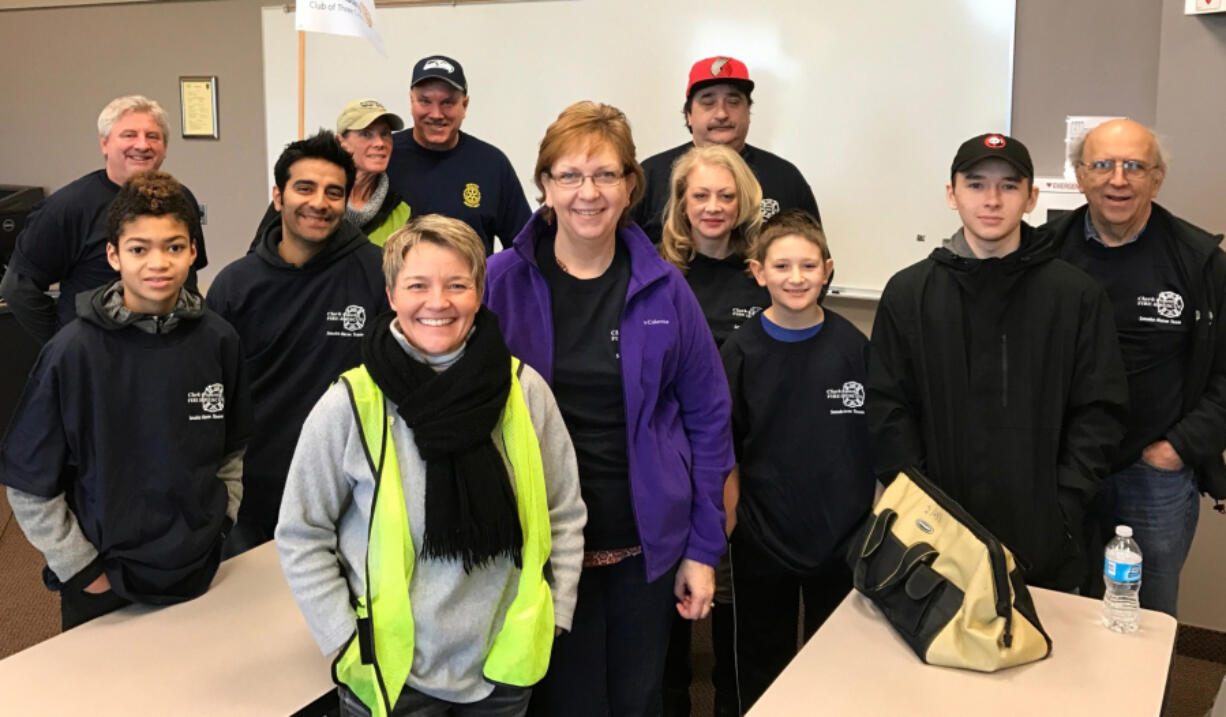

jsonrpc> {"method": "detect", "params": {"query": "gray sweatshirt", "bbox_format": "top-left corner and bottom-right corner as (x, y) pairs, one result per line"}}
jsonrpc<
(275, 340), (585, 704)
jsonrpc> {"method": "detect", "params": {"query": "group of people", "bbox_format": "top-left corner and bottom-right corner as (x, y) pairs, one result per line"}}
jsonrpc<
(0, 51), (1222, 717)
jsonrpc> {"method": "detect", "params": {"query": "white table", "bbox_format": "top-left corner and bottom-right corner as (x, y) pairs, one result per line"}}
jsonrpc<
(750, 588), (1177, 716)
(0, 543), (333, 715)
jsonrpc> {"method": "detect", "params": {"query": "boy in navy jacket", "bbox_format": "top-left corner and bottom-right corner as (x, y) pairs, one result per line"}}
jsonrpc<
(1, 171), (252, 629)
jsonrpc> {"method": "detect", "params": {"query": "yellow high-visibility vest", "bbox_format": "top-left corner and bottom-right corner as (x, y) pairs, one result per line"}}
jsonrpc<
(332, 359), (554, 716)
(365, 202), (411, 247)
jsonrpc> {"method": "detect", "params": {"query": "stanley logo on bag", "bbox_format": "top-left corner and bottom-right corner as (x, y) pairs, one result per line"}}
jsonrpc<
(847, 468), (1052, 672)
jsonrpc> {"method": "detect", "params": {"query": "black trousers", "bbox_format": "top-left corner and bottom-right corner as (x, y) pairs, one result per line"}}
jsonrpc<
(338, 683), (531, 717)
(662, 616), (693, 717)
(726, 530), (852, 713)
(663, 556), (738, 717)
(529, 555), (677, 717)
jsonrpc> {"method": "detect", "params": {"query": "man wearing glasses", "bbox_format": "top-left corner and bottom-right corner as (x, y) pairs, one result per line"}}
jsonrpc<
(1044, 118), (1226, 617)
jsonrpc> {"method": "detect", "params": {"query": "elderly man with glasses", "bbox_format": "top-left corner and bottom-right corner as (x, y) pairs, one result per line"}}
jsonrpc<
(1043, 118), (1226, 617)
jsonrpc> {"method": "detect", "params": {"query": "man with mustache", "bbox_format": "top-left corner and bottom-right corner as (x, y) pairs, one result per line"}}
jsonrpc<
(385, 55), (531, 255)
(1044, 119), (1226, 617)
(632, 56), (821, 245)
(643, 55), (824, 717)
(1, 95), (209, 343)
(206, 131), (388, 557)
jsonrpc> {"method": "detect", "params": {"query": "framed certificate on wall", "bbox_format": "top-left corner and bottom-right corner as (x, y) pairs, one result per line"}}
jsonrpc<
(179, 76), (219, 139)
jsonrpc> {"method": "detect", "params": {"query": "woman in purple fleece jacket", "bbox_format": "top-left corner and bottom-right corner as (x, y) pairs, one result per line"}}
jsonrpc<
(484, 101), (734, 717)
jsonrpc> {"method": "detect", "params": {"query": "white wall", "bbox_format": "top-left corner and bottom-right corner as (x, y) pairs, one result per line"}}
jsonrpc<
(262, 0), (1015, 296)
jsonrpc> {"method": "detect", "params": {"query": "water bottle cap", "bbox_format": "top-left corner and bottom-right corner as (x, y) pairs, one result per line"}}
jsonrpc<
(1115, 525), (1133, 538)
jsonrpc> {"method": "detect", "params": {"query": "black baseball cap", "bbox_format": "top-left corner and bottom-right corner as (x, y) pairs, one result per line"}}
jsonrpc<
(411, 55), (467, 93)
(951, 133), (1034, 181)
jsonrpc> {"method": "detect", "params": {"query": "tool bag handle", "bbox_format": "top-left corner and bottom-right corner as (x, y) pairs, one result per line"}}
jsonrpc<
(852, 509), (938, 597)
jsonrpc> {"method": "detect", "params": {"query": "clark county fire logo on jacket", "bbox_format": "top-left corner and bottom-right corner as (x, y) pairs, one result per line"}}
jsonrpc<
(187, 383), (226, 421)
(826, 380), (866, 415)
(1137, 290), (1185, 324)
(326, 305), (368, 337)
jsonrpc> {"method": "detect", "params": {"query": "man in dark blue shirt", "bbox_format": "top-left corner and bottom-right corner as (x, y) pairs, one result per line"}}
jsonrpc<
(0, 95), (208, 343)
(1044, 119), (1226, 617)
(385, 55), (531, 255)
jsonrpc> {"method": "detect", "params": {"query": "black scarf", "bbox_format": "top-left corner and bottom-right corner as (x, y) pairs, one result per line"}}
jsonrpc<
(361, 306), (523, 572)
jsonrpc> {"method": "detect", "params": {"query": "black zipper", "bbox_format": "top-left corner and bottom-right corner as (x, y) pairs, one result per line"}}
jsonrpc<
(903, 467), (1014, 647)
(1000, 333), (1008, 408)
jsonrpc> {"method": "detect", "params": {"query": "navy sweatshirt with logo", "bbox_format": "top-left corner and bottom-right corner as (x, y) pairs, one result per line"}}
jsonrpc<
(206, 219), (387, 529)
(0, 284), (250, 603)
(719, 310), (874, 573)
(684, 252), (770, 346)
(386, 130), (531, 255)
(1060, 216), (1192, 467)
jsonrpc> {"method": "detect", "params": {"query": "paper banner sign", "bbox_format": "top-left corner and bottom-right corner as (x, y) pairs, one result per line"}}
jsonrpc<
(296, 0), (386, 55)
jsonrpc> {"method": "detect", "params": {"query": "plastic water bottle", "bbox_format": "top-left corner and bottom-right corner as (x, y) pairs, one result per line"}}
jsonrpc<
(1102, 525), (1142, 633)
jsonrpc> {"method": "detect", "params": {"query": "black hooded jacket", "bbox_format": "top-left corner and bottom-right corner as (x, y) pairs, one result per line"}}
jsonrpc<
(867, 224), (1129, 590)
(206, 219), (387, 528)
(0, 282), (250, 603)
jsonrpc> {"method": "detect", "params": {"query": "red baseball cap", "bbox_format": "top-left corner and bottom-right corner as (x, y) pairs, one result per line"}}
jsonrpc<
(686, 56), (755, 98)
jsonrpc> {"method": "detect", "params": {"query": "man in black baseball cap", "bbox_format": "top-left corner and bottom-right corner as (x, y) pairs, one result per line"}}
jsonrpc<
(943, 132), (1036, 258)
(385, 55), (530, 255)
(411, 54), (468, 94)
(867, 131), (1129, 596)
(951, 132), (1034, 181)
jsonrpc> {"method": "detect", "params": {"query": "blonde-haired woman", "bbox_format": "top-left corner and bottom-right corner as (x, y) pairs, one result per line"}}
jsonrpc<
(660, 143), (767, 347)
(485, 101), (733, 717)
(277, 215), (585, 717)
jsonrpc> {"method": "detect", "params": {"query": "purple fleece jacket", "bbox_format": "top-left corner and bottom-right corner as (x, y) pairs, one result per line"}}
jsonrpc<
(485, 210), (734, 581)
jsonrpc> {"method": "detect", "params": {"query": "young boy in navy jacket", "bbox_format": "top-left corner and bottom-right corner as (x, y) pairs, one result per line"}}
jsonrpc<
(718, 210), (875, 712)
(1, 171), (251, 630)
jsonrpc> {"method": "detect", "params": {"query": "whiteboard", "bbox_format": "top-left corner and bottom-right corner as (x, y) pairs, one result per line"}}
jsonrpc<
(261, 0), (1016, 296)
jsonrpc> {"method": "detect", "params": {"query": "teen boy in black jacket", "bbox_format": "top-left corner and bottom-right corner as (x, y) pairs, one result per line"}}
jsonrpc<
(868, 134), (1128, 591)
(2, 172), (250, 629)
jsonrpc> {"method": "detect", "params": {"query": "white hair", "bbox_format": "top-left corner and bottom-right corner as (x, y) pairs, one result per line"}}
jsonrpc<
(97, 95), (170, 142)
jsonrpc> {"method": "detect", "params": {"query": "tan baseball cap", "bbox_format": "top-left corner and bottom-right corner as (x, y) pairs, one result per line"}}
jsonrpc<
(336, 99), (405, 134)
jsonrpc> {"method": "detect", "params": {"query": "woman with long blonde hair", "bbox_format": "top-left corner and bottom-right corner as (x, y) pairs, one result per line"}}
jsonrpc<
(660, 144), (768, 346)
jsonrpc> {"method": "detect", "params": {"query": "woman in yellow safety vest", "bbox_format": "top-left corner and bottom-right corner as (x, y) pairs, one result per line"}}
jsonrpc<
(275, 214), (586, 717)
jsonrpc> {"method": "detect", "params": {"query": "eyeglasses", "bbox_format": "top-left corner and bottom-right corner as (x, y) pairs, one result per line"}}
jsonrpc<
(1077, 159), (1157, 178)
(547, 170), (625, 188)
